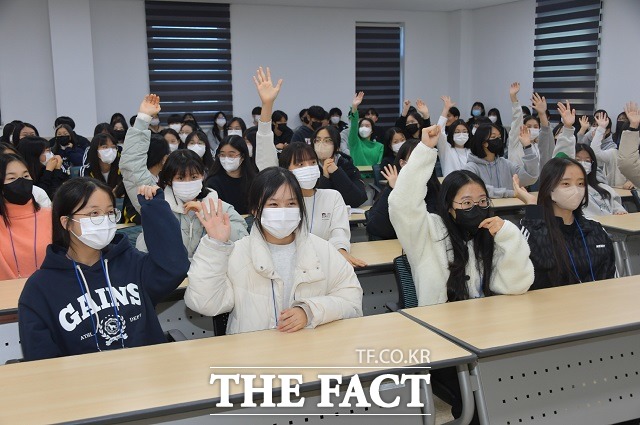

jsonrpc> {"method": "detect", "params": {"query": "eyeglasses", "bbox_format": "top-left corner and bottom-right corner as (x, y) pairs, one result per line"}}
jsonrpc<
(314, 137), (333, 145)
(452, 198), (491, 211)
(73, 209), (121, 225)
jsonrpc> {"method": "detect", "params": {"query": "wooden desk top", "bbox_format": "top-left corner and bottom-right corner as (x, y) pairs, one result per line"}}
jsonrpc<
(116, 223), (137, 230)
(349, 205), (371, 223)
(0, 278), (26, 313)
(350, 239), (402, 269)
(356, 165), (373, 172)
(402, 276), (640, 358)
(593, 212), (640, 234)
(0, 313), (474, 424)
(614, 187), (633, 198)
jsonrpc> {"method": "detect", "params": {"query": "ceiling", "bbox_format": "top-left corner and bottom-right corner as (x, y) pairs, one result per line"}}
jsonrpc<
(224, 0), (521, 12)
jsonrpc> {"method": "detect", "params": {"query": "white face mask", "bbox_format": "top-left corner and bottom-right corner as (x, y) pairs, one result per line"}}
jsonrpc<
(359, 127), (372, 138)
(551, 185), (584, 211)
(179, 133), (189, 143)
(254, 115), (261, 123)
(246, 144), (254, 157)
(260, 207), (301, 239)
(98, 148), (117, 165)
(150, 118), (160, 126)
(453, 133), (469, 146)
(172, 179), (203, 202)
(227, 129), (243, 137)
(168, 142), (179, 152)
(314, 143), (334, 161)
(216, 118), (227, 127)
(169, 124), (182, 132)
(579, 160), (592, 174)
(330, 116), (340, 125)
(488, 116), (498, 124)
(529, 128), (540, 140)
(42, 151), (54, 165)
(291, 165), (320, 190)
(220, 156), (242, 172)
(391, 141), (405, 153)
(71, 217), (117, 250)
(188, 144), (206, 158)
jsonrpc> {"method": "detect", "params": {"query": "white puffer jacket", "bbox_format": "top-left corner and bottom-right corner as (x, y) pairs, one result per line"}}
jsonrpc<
(185, 226), (363, 334)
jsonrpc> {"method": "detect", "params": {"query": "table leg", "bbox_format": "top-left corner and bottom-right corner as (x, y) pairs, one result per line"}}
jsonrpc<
(611, 236), (632, 277)
(443, 364), (475, 425)
(469, 362), (490, 425)
(421, 375), (435, 425)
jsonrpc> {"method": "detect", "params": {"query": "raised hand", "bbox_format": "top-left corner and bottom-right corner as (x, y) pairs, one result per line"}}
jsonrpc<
(352, 92), (365, 112)
(139, 94), (161, 117)
(416, 99), (429, 119)
(519, 125), (532, 147)
(623, 181), (635, 190)
(478, 216), (505, 237)
(531, 93), (547, 115)
(196, 198), (230, 242)
(557, 100), (576, 129)
(137, 184), (160, 200)
(594, 111), (609, 129)
(624, 102), (640, 128)
(402, 99), (411, 116)
(579, 115), (590, 131)
(440, 95), (455, 116)
(509, 82), (520, 102)
(253, 66), (283, 105)
(513, 174), (536, 205)
(420, 125), (441, 148)
(380, 164), (399, 188)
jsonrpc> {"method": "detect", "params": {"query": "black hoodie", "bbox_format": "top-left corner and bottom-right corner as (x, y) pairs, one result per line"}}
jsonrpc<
(18, 190), (190, 361)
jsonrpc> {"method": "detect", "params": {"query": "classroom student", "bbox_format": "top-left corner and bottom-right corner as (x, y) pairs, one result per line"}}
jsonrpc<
(466, 101), (486, 129)
(17, 136), (69, 199)
(590, 111), (634, 189)
(348, 92), (384, 166)
(160, 128), (182, 153)
(18, 178), (190, 361)
(312, 125), (367, 208)
(508, 83), (556, 173)
(207, 111), (228, 153)
(396, 100), (428, 140)
(0, 154), (52, 280)
(388, 126), (534, 423)
(576, 144), (627, 217)
(514, 158), (616, 290)
(79, 133), (123, 192)
(272, 110), (293, 151)
(178, 121), (196, 144)
(578, 108), (614, 146)
(617, 101), (640, 187)
(291, 105), (325, 144)
(463, 123), (539, 198)
(379, 127), (406, 170)
(253, 67), (366, 268)
(367, 139), (440, 240)
(110, 118), (128, 146)
(184, 130), (215, 171)
(121, 95), (247, 256)
(51, 124), (88, 168)
(204, 135), (257, 215)
(226, 117), (247, 138)
(184, 166), (363, 334)
(433, 96), (472, 177)
(11, 122), (39, 147)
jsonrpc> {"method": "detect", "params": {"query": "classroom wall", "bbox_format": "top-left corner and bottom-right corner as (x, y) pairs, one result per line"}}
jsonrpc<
(0, 0), (637, 137)
(597, 0), (640, 117)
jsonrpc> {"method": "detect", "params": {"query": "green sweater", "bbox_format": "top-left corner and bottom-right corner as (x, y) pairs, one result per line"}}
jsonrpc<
(348, 110), (384, 166)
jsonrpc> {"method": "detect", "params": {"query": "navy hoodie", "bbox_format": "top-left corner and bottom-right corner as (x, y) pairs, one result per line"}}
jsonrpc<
(18, 190), (190, 361)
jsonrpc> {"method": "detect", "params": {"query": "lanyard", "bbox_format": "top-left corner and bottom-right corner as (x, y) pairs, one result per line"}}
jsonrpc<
(307, 192), (316, 233)
(7, 213), (38, 278)
(565, 219), (596, 283)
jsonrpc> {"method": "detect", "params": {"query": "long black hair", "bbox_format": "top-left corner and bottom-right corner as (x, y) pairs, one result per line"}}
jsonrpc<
(16, 137), (48, 183)
(51, 124), (78, 152)
(468, 123), (503, 158)
(537, 157), (588, 283)
(185, 130), (215, 171)
(383, 127), (405, 158)
(446, 120), (470, 149)
(84, 133), (121, 189)
(52, 178), (115, 248)
(11, 123), (39, 146)
(279, 142), (318, 169)
(209, 135), (257, 189)
(311, 125), (341, 157)
(0, 142), (19, 155)
(436, 170), (495, 301)
(575, 144), (610, 201)
(394, 139), (441, 200)
(0, 153), (40, 226)
(247, 167), (307, 238)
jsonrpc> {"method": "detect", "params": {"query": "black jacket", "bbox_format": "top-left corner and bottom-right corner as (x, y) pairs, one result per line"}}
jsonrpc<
(317, 153), (367, 207)
(520, 206), (616, 290)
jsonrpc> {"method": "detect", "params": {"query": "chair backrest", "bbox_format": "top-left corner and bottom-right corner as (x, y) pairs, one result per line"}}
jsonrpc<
(372, 163), (382, 187)
(213, 313), (229, 336)
(631, 188), (640, 211)
(393, 254), (418, 309)
(69, 166), (82, 178)
(116, 225), (143, 246)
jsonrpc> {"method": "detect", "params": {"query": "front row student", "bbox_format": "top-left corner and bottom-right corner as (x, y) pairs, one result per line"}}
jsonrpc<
(514, 158), (616, 290)
(388, 126), (534, 423)
(18, 179), (190, 361)
(184, 167), (363, 335)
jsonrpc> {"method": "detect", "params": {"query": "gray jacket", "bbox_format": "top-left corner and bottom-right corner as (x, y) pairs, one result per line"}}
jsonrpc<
(464, 150), (539, 198)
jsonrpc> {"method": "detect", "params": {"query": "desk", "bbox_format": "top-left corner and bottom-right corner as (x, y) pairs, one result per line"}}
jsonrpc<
(357, 165), (373, 173)
(351, 239), (401, 272)
(593, 212), (640, 276)
(402, 276), (640, 424)
(349, 205), (372, 224)
(614, 187), (633, 200)
(116, 223), (136, 229)
(0, 313), (476, 425)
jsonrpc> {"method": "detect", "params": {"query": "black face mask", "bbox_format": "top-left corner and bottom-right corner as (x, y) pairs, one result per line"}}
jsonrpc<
(453, 206), (489, 237)
(3, 178), (34, 205)
(56, 135), (71, 147)
(303, 116), (310, 124)
(310, 121), (322, 130)
(486, 138), (503, 154)
(405, 123), (419, 135)
(277, 123), (288, 132)
(112, 129), (126, 141)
